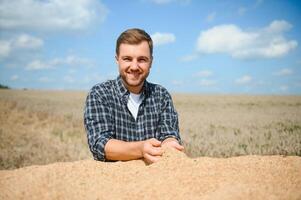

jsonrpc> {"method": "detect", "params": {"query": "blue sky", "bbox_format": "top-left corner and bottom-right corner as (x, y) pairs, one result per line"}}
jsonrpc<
(0, 0), (301, 94)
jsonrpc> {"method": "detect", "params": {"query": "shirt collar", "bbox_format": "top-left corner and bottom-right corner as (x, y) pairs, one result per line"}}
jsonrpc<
(116, 76), (128, 97)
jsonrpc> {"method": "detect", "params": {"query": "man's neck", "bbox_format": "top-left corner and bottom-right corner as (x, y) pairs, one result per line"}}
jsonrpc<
(122, 80), (144, 94)
(128, 86), (142, 94)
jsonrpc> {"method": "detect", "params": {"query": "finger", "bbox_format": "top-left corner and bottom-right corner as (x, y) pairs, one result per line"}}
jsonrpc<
(163, 141), (184, 151)
(150, 138), (162, 147)
(152, 147), (164, 156)
(144, 153), (161, 164)
(173, 143), (185, 151)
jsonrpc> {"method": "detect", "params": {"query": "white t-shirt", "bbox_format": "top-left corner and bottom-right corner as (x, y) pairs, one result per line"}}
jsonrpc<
(127, 92), (142, 120)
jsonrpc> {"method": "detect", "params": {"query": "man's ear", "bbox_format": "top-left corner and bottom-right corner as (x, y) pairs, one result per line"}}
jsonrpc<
(115, 55), (119, 64)
(150, 56), (153, 67)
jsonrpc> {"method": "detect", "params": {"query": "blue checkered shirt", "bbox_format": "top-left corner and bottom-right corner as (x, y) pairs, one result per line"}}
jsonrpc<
(84, 76), (181, 161)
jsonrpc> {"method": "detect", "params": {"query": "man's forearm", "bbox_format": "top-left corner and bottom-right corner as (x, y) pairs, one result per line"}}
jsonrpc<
(104, 139), (144, 161)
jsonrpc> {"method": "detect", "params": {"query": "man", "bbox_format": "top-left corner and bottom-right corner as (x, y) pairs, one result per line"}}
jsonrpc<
(84, 28), (183, 164)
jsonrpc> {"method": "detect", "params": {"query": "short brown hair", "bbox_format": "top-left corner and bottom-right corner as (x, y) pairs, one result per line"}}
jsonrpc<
(116, 28), (153, 56)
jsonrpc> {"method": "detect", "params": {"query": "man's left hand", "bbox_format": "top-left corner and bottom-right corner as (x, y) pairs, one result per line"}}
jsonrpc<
(161, 138), (184, 152)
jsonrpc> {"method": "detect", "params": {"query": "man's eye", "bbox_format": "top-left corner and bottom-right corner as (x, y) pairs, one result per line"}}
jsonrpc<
(123, 57), (131, 61)
(138, 58), (147, 62)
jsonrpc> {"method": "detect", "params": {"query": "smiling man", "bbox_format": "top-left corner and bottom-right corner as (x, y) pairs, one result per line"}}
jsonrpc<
(84, 28), (183, 164)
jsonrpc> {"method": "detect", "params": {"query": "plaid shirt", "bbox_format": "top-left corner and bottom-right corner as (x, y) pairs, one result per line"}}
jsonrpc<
(84, 76), (181, 161)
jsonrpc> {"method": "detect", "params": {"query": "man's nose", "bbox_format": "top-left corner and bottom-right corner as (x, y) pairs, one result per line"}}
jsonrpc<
(130, 60), (139, 70)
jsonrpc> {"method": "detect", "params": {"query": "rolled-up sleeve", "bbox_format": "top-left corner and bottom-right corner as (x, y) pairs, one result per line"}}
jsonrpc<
(158, 89), (182, 144)
(84, 88), (114, 161)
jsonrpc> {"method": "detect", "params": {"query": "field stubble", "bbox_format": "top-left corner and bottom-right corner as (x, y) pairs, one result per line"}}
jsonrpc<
(0, 89), (300, 169)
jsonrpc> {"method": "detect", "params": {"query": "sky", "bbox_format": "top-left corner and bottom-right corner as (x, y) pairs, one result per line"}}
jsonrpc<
(0, 0), (301, 94)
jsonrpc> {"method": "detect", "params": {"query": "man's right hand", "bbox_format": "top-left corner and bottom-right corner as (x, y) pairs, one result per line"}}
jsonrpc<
(141, 138), (163, 164)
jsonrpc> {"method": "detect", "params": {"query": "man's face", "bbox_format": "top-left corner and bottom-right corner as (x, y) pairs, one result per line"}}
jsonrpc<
(116, 41), (152, 93)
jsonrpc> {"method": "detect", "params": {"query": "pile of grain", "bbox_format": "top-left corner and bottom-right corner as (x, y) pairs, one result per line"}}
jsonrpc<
(1, 149), (300, 200)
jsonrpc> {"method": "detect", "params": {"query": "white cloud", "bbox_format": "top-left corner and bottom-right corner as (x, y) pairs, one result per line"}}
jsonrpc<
(274, 68), (293, 76)
(13, 34), (43, 49)
(26, 60), (52, 70)
(179, 54), (199, 62)
(0, 40), (11, 59)
(196, 20), (297, 59)
(266, 20), (292, 33)
(0, 0), (108, 31)
(26, 55), (94, 70)
(51, 55), (93, 66)
(10, 75), (19, 81)
(206, 12), (216, 23)
(236, 75), (252, 84)
(151, 32), (176, 46)
(199, 79), (217, 87)
(195, 70), (213, 78)
(0, 34), (43, 60)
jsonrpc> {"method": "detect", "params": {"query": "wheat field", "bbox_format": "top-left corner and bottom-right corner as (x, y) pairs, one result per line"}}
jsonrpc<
(0, 89), (300, 170)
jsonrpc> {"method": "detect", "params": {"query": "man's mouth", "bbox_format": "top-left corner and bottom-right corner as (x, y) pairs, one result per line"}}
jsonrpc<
(127, 72), (141, 78)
